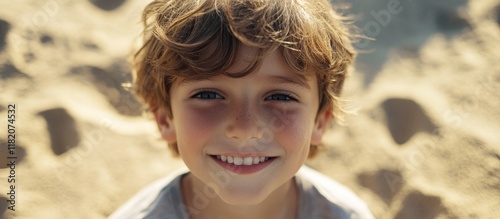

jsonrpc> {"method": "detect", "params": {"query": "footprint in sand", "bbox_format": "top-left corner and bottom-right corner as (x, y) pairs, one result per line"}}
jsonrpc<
(39, 33), (54, 45)
(69, 63), (142, 116)
(358, 168), (404, 204)
(37, 108), (80, 155)
(435, 8), (471, 34)
(395, 191), (445, 219)
(495, 4), (500, 25)
(382, 98), (438, 145)
(0, 18), (9, 51)
(88, 0), (127, 11)
(0, 63), (31, 79)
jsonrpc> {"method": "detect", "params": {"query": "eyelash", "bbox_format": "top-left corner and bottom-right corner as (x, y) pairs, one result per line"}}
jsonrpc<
(191, 90), (224, 100)
(190, 90), (298, 102)
(265, 92), (298, 102)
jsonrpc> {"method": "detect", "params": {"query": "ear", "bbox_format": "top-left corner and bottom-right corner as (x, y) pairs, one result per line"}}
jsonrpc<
(152, 107), (176, 143)
(311, 108), (333, 145)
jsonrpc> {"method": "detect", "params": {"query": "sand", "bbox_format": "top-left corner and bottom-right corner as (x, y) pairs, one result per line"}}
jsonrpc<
(0, 0), (499, 218)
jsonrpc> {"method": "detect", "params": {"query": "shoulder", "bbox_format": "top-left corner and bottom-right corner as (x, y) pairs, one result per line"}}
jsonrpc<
(108, 168), (190, 219)
(296, 166), (374, 219)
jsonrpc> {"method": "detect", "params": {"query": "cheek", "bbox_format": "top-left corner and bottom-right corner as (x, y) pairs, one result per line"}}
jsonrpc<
(265, 107), (314, 152)
(174, 105), (226, 149)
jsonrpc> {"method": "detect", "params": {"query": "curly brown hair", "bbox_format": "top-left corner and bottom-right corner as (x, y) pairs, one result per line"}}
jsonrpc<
(132, 0), (356, 158)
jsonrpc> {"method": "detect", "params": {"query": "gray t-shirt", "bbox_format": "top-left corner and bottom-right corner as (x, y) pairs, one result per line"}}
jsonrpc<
(109, 166), (374, 219)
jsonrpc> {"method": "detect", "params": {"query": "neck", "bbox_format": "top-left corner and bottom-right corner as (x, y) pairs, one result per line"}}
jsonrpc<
(181, 173), (298, 219)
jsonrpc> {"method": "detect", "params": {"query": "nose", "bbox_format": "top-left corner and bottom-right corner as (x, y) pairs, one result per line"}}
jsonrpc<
(225, 100), (263, 141)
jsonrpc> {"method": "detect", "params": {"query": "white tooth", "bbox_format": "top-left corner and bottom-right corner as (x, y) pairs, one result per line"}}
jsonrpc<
(244, 157), (253, 165)
(221, 155), (227, 162)
(233, 157), (243, 165)
(227, 156), (234, 164)
(259, 157), (265, 162)
(253, 157), (260, 165)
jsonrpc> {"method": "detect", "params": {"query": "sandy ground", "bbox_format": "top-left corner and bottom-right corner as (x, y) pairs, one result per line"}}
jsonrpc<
(0, 0), (499, 218)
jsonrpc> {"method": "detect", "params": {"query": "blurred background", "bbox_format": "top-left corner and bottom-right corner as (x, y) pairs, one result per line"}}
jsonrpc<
(0, 0), (499, 218)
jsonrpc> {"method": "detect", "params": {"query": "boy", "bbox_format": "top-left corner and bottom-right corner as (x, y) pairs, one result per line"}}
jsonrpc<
(110, 0), (374, 218)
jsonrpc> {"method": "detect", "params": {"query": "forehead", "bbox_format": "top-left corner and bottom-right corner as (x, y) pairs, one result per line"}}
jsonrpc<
(226, 44), (311, 88)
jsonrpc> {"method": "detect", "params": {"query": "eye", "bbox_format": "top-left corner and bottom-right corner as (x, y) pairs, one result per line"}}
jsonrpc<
(191, 90), (224, 100)
(265, 93), (297, 101)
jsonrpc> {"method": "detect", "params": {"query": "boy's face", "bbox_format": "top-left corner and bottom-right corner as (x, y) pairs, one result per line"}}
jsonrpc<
(154, 44), (331, 205)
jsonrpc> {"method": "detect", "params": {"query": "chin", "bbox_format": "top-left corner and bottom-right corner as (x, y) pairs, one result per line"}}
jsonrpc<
(217, 184), (272, 206)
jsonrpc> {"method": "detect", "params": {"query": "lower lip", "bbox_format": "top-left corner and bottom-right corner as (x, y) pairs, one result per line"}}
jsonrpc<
(210, 156), (276, 175)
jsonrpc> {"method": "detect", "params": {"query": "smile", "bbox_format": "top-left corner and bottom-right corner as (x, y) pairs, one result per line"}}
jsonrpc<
(216, 155), (269, 166)
(209, 155), (277, 174)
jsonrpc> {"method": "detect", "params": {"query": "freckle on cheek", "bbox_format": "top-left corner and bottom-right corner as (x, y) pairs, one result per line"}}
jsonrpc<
(185, 109), (222, 135)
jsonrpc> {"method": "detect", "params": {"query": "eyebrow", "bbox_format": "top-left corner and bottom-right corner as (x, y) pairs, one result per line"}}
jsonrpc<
(267, 75), (310, 89)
